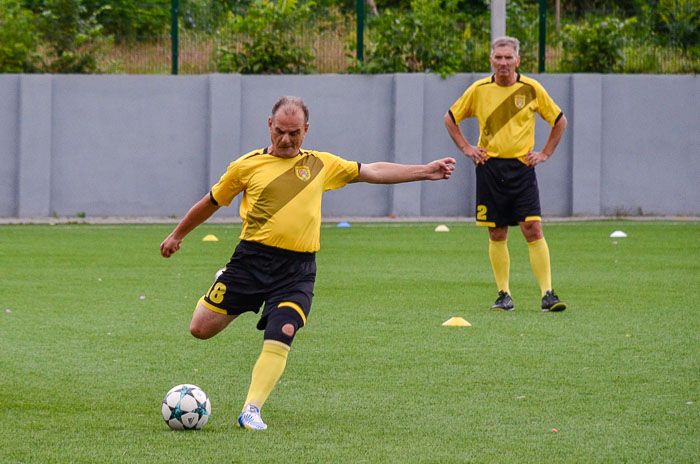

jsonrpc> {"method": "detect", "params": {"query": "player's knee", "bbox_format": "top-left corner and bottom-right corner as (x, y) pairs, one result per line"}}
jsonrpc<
(282, 323), (295, 337)
(263, 308), (302, 347)
(189, 322), (210, 340)
(521, 221), (543, 241)
(489, 227), (508, 242)
(189, 317), (220, 340)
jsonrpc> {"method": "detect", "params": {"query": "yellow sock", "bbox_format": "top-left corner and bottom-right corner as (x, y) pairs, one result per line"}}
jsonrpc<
(243, 340), (290, 411)
(489, 239), (510, 294)
(527, 237), (552, 296)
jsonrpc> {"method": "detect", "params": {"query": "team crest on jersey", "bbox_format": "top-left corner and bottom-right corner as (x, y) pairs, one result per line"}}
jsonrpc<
(514, 94), (526, 109)
(295, 166), (311, 181)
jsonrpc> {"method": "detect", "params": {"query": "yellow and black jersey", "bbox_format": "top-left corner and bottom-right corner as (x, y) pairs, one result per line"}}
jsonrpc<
(449, 73), (563, 162)
(210, 147), (359, 253)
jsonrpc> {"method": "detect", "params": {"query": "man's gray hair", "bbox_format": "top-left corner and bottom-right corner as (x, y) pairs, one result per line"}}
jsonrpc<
(491, 36), (520, 57)
(271, 96), (309, 124)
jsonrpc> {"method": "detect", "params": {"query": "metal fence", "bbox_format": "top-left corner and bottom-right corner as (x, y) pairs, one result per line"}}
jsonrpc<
(26, 1), (700, 75)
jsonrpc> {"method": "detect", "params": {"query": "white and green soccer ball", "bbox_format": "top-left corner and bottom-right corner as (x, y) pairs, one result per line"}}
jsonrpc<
(161, 384), (211, 430)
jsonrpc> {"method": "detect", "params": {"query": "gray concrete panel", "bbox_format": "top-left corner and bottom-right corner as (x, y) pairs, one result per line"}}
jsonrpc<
(207, 74), (242, 218)
(601, 75), (700, 216)
(18, 75), (52, 217)
(49, 75), (209, 216)
(1, 73), (698, 219)
(571, 74), (602, 216)
(0, 75), (19, 216)
(391, 74), (425, 216)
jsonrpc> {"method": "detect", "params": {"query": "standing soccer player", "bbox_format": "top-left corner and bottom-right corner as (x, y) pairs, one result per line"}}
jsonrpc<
(161, 96), (455, 430)
(444, 36), (568, 312)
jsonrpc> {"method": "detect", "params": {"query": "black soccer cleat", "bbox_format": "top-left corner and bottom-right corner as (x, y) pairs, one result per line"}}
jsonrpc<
(541, 290), (567, 312)
(491, 291), (514, 311)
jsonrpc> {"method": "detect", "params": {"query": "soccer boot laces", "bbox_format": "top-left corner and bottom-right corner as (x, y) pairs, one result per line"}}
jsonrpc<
(541, 290), (567, 312)
(491, 291), (514, 311)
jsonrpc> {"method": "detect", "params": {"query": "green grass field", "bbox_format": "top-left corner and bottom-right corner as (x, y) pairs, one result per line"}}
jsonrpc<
(1, 221), (698, 463)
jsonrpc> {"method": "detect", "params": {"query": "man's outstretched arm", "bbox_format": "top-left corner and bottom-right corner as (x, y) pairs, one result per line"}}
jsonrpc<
(355, 157), (456, 184)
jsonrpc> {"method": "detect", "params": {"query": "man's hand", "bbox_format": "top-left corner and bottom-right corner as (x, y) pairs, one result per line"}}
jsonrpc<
(524, 151), (550, 167)
(526, 115), (566, 166)
(464, 145), (488, 166)
(159, 194), (220, 258)
(425, 157), (457, 180)
(160, 234), (183, 258)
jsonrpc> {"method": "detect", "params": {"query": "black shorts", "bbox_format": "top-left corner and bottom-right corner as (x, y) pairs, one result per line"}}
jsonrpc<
(200, 240), (316, 330)
(475, 158), (541, 227)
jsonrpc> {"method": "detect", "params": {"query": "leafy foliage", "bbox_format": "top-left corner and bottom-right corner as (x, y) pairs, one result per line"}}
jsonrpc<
(216, 0), (316, 74)
(373, 0), (487, 11)
(560, 15), (636, 73)
(179, 0), (238, 32)
(3, 0), (698, 74)
(504, 0), (539, 71)
(656, 0), (699, 52)
(36, 0), (111, 73)
(348, 0), (488, 76)
(81, 0), (169, 40)
(0, 0), (40, 72)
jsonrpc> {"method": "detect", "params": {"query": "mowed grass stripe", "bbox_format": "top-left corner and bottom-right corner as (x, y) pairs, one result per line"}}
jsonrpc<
(0, 221), (697, 463)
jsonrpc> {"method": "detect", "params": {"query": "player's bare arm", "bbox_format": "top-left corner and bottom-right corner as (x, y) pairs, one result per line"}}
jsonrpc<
(525, 115), (567, 166)
(160, 194), (220, 258)
(355, 157), (456, 184)
(443, 111), (488, 165)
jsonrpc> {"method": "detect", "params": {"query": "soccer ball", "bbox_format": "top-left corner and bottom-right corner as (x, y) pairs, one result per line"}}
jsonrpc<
(161, 384), (211, 430)
(215, 268), (225, 280)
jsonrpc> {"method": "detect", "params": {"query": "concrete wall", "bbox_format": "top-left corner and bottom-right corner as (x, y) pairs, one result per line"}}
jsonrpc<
(0, 73), (698, 219)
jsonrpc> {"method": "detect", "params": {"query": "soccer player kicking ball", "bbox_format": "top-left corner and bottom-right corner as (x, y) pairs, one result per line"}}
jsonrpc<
(161, 96), (455, 430)
(444, 36), (568, 312)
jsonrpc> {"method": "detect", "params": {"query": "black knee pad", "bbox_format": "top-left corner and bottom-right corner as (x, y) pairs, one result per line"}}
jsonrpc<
(263, 307), (302, 347)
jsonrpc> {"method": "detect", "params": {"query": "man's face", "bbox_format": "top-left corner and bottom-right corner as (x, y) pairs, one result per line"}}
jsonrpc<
(268, 106), (309, 158)
(490, 45), (520, 79)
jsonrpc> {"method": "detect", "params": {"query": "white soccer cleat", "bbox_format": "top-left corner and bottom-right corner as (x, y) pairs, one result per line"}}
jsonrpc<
(237, 405), (267, 430)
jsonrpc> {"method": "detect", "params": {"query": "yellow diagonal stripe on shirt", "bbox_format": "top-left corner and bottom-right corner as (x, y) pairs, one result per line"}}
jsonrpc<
(243, 155), (324, 240)
(479, 84), (536, 148)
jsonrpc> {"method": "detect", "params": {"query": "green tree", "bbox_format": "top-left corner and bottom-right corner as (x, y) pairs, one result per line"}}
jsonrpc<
(505, 0), (539, 71)
(348, 0), (486, 76)
(560, 15), (635, 72)
(557, 0), (656, 17)
(372, 0), (487, 12)
(179, 0), (235, 32)
(37, 0), (110, 72)
(0, 0), (40, 72)
(79, 0), (169, 40)
(656, 0), (699, 52)
(216, 0), (316, 74)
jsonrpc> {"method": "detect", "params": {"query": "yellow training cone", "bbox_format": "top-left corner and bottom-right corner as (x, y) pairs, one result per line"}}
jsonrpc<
(442, 317), (471, 327)
(202, 234), (219, 242)
(434, 224), (450, 232)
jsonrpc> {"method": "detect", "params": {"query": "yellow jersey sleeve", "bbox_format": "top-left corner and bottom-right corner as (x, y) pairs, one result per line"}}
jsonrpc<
(449, 77), (490, 124)
(210, 151), (256, 206)
(317, 151), (360, 191)
(531, 78), (562, 126)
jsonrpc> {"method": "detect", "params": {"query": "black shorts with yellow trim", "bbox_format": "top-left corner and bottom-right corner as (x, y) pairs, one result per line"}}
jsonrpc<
(199, 240), (316, 331)
(475, 157), (541, 228)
